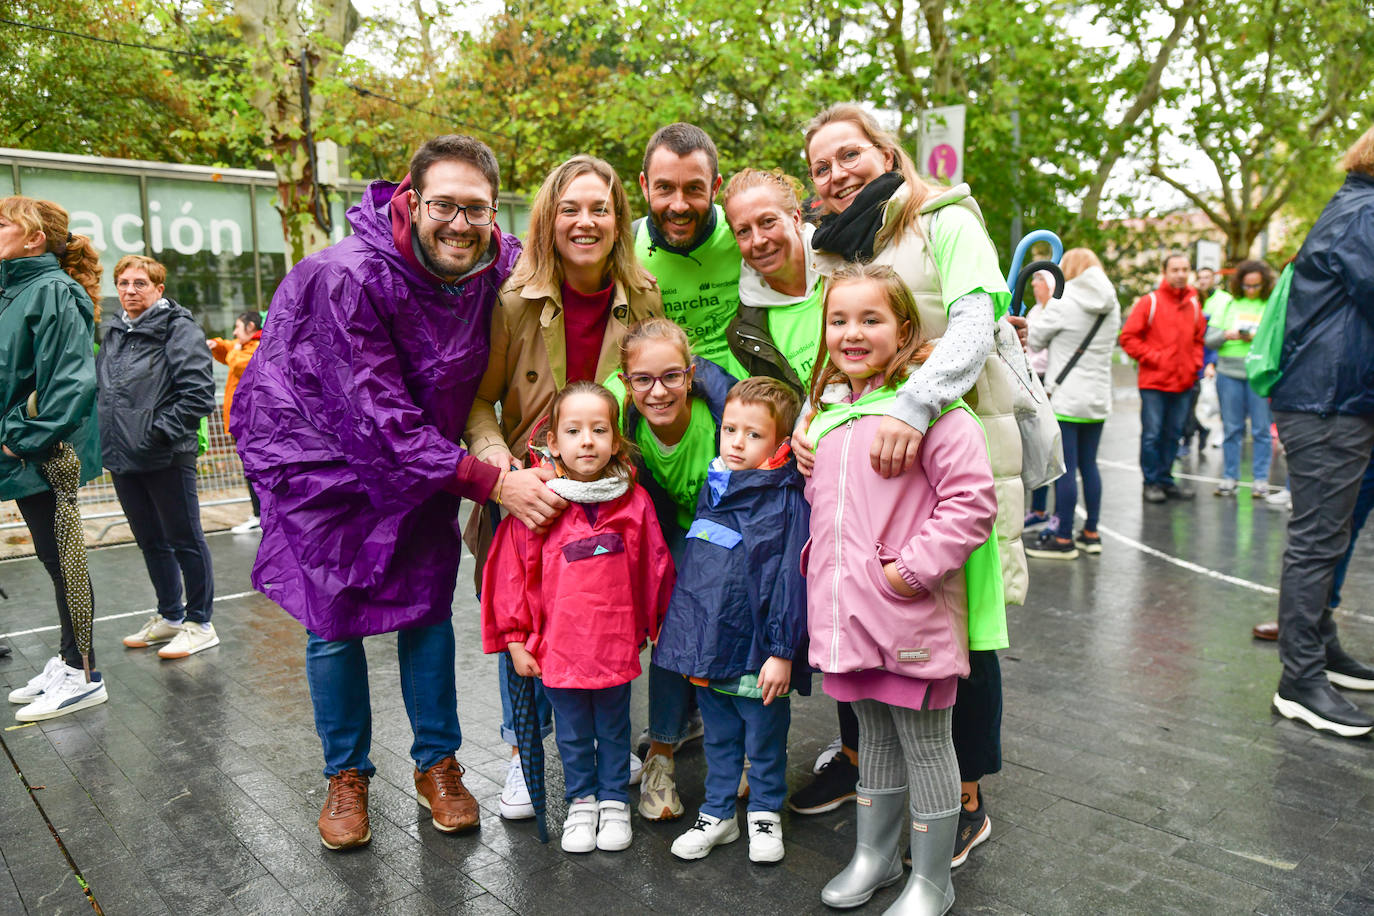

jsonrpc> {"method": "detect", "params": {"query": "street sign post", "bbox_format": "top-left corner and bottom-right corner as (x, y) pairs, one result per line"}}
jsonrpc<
(918, 105), (966, 186)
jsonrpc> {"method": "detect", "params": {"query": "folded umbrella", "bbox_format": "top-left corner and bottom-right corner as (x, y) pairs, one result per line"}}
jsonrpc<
(503, 654), (548, 843)
(27, 392), (94, 681)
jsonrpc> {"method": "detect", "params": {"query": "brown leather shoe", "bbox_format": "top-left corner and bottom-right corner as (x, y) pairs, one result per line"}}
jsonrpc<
(318, 768), (371, 850)
(415, 757), (480, 833)
(1253, 621), (1279, 641)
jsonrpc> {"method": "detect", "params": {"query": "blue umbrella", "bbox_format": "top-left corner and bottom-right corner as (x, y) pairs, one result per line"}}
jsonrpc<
(504, 654), (548, 843)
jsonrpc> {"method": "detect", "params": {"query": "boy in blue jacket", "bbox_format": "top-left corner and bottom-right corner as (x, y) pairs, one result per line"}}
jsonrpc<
(653, 377), (810, 865)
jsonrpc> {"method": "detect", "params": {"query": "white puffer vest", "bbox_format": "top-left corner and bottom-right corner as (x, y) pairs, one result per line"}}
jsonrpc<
(810, 183), (1028, 605)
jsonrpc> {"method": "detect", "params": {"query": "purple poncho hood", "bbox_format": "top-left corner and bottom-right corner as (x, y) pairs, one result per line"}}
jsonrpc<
(231, 179), (521, 639)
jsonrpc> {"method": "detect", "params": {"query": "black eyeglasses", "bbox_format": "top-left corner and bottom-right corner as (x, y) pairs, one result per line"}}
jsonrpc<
(622, 369), (689, 392)
(420, 199), (497, 226)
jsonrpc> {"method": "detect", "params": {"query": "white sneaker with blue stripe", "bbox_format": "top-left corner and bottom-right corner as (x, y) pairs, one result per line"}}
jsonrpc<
(14, 667), (107, 721)
(7, 656), (65, 704)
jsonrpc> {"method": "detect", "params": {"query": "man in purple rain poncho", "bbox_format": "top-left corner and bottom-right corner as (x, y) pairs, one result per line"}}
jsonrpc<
(231, 135), (568, 851)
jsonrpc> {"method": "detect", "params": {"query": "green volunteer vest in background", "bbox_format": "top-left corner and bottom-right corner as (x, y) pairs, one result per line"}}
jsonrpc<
(634, 206), (745, 377)
(1214, 296), (1267, 360)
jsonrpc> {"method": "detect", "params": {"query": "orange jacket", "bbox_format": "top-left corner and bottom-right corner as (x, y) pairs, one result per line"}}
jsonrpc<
(208, 332), (261, 434)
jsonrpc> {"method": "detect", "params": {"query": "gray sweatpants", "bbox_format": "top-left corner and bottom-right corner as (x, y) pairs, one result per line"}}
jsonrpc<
(852, 699), (960, 818)
(1274, 410), (1374, 687)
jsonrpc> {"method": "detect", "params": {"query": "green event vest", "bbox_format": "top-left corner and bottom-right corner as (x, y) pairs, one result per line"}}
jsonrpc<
(811, 386), (1008, 651)
(634, 206), (743, 372)
(1213, 295), (1267, 360)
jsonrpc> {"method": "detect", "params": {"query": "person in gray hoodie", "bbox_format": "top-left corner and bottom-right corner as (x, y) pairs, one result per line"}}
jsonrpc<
(1025, 248), (1121, 559)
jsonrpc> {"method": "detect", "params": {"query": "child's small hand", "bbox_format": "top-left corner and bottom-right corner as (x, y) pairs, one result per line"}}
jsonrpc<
(792, 426), (816, 476)
(882, 562), (919, 597)
(508, 641), (542, 678)
(758, 656), (792, 706)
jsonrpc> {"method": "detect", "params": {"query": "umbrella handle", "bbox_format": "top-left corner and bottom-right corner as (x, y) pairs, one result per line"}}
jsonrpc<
(81, 653), (91, 684)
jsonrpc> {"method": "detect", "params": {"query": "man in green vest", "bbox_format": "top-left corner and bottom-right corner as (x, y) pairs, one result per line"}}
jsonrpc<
(635, 123), (748, 378)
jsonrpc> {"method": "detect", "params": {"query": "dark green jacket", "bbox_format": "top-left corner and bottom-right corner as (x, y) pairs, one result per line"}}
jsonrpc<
(0, 253), (102, 500)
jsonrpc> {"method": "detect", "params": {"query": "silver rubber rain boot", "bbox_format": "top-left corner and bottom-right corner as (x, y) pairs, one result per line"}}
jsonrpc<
(882, 810), (958, 916)
(821, 785), (907, 908)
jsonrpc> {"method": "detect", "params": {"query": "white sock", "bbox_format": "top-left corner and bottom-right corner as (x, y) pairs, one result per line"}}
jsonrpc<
(199, 622), (213, 632)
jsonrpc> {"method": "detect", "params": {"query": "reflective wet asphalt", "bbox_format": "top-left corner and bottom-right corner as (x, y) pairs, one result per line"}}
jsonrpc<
(1, 381), (1372, 915)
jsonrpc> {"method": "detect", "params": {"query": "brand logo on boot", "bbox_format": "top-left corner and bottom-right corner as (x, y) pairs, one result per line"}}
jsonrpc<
(912, 820), (929, 832)
(857, 796), (872, 806)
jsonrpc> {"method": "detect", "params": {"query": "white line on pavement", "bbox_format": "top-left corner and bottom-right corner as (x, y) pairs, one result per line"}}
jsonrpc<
(0, 589), (260, 640)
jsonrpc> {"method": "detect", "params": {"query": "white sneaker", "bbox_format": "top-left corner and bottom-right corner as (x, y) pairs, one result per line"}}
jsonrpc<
(596, 800), (632, 851)
(671, 812), (740, 860)
(747, 811), (784, 863)
(637, 753), (683, 821)
(499, 753), (535, 820)
(1252, 479), (1270, 498)
(629, 752), (643, 786)
(157, 623), (220, 659)
(561, 797), (598, 854)
(8, 656), (66, 704)
(230, 516), (261, 534)
(813, 737), (843, 774)
(1266, 489), (1292, 509)
(15, 668), (107, 722)
(1214, 478), (1239, 497)
(123, 614), (182, 648)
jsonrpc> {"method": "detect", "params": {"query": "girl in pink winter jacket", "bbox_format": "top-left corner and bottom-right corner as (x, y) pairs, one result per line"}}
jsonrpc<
(803, 263), (1002, 915)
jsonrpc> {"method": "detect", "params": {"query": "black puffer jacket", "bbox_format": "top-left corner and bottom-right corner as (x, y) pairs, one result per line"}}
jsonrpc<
(1270, 172), (1374, 417)
(96, 298), (215, 473)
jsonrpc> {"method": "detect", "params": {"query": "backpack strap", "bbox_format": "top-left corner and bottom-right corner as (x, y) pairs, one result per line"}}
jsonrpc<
(1146, 291), (1157, 326)
(1050, 312), (1108, 390)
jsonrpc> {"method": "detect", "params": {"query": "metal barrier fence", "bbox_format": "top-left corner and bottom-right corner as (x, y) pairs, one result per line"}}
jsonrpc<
(0, 400), (250, 537)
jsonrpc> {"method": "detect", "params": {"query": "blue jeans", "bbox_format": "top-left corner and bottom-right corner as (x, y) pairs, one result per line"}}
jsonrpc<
(305, 621), (462, 776)
(648, 661), (696, 744)
(1138, 389), (1192, 486)
(1051, 421), (1104, 535)
(499, 650), (553, 745)
(1331, 445), (1374, 608)
(1216, 373), (1272, 482)
(544, 682), (632, 803)
(111, 464), (214, 623)
(697, 686), (790, 818)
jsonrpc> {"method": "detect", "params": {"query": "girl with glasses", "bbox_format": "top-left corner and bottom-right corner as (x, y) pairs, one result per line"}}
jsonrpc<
(608, 316), (740, 823)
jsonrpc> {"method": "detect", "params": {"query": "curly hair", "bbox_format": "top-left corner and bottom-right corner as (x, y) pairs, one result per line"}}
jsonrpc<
(1230, 259), (1275, 300)
(0, 196), (103, 317)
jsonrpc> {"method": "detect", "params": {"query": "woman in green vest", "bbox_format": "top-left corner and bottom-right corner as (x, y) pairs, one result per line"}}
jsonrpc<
(721, 168), (824, 394)
(1204, 259), (1275, 496)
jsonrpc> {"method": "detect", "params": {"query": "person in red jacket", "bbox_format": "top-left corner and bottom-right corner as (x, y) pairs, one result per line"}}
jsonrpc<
(1119, 252), (1206, 502)
(481, 382), (675, 855)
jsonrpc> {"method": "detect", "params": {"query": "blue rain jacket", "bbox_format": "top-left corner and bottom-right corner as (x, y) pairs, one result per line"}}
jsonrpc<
(1270, 172), (1374, 417)
(652, 454), (811, 686)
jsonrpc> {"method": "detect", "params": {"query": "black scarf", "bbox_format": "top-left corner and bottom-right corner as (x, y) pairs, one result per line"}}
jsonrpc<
(811, 171), (905, 262)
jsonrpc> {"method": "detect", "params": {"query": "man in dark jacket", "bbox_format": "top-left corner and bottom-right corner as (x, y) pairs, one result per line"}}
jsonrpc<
(1268, 125), (1374, 738)
(231, 135), (564, 850)
(1118, 253), (1206, 502)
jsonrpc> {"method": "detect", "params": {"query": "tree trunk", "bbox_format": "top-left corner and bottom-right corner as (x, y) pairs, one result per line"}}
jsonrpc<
(238, 0), (360, 265)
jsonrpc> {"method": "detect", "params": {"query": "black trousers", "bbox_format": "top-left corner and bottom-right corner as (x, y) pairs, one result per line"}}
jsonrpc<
(1275, 411), (1374, 688)
(15, 489), (94, 670)
(112, 464), (215, 624)
(836, 649), (1003, 783)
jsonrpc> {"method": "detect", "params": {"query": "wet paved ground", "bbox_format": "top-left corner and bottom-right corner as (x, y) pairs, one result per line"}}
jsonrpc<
(2, 384), (1372, 915)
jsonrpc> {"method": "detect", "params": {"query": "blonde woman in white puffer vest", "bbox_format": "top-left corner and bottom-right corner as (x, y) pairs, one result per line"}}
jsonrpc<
(792, 102), (1022, 892)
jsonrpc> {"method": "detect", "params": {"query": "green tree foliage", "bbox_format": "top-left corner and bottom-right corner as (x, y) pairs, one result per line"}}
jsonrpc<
(0, 0), (217, 161)
(1144, 0), (1374, 263)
